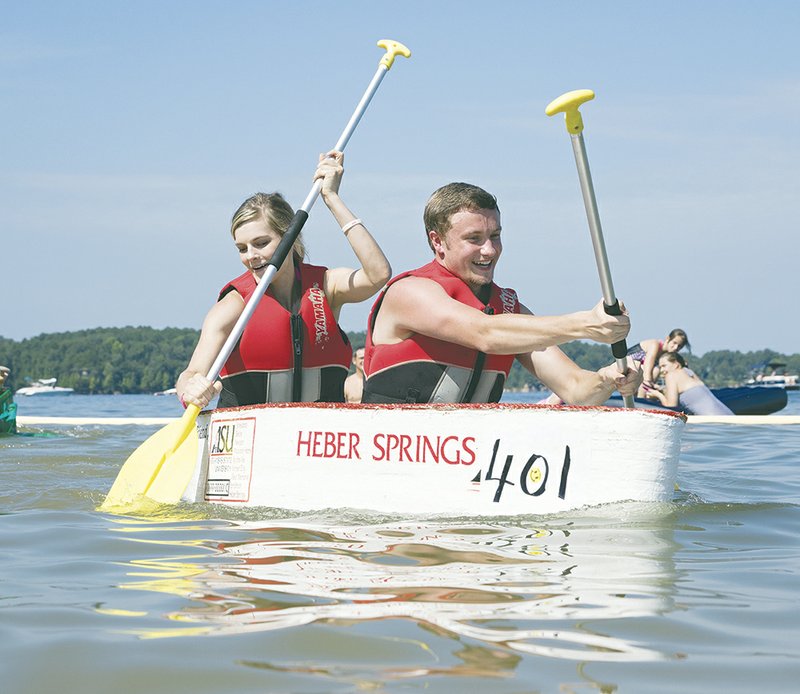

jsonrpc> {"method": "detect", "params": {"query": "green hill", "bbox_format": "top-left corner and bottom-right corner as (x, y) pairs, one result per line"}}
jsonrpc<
(1, 327), (797, 394)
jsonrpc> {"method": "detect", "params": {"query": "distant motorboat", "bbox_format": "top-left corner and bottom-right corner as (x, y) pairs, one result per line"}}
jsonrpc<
(153, 387), (178, 396)
(743, 362), (799, 391)
(15, 378), (75, 396)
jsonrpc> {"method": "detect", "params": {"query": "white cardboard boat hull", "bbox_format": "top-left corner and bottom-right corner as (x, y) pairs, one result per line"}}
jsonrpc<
(183, 403), (685, 516)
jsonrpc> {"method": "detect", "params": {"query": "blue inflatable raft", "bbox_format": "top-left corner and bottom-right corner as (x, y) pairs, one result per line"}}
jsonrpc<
(607, 385), (787, 416)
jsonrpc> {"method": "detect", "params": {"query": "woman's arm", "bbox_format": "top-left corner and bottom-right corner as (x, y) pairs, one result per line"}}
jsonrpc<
(640, 339), (660, 385)
(314, 151), (391, 313)
(659, 373), (680, 407)
(175, 292), (243, 409)
(644, 387), (668, 406)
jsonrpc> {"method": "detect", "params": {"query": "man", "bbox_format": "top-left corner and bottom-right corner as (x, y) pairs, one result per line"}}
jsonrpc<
(344, 347), (365, 403)
(362, 182), (641, 404)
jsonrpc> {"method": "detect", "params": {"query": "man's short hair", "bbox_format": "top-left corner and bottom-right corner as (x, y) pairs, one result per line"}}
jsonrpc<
(423, 182), (499, 250)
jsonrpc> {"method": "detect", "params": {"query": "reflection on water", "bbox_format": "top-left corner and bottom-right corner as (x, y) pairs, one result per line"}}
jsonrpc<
(5, 393), (798, 693)
(106, 511), (681, 674)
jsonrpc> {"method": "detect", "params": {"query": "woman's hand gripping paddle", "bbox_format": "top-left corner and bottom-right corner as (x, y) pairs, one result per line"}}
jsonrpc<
(546, 89), (635, 408)
(100, 39), (411, 512)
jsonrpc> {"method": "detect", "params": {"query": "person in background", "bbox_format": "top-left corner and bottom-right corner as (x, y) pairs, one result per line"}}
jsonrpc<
(177, 151), (391, 409)
(344, 347), (366, 403)
(362, 182), (641, 405)
(0, 365), (17, 435)
(645, 352), (733, 415)
(628, 328), (690, 397)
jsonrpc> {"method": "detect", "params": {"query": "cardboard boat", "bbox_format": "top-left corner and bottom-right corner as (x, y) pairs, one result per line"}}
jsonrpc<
(181, 402), (685, 516)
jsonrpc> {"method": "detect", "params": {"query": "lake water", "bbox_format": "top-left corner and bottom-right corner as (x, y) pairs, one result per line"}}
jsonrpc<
(2, 392), (799, 692)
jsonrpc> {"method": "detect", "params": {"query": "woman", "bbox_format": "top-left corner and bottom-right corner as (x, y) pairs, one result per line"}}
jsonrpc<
(177, 151), (391, 409)
(646, 352), (733, 415)
(629, 328), (690, 396)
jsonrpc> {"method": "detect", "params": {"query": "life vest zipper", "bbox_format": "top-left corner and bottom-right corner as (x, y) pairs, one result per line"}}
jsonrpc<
(291, 314), (304, 402)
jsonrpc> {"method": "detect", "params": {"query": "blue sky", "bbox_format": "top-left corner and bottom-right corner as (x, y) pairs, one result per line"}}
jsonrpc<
(2, 1), (798, 355)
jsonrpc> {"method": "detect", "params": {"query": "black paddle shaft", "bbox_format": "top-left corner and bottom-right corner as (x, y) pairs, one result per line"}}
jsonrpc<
(268, 210), (309, 273)
(604, 299), (629, 360)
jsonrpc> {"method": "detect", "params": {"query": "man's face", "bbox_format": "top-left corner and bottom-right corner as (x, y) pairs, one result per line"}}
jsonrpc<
(429, 208), (502, 293)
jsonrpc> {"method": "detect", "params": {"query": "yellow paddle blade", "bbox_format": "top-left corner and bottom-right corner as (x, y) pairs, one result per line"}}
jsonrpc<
(145, 423), (200, 504)
(100, 405), (200, 511)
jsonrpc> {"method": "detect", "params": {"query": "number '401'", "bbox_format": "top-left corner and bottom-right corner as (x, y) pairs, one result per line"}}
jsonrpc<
(473, 438), (571, 503)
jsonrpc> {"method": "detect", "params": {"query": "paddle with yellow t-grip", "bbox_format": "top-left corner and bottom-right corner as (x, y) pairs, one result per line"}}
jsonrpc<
(100, 39), (411, 512)
(546, 89), (634, 408)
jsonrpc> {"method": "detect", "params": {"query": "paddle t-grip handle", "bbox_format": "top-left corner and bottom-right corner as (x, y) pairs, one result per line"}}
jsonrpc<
(377, 39), (411, 69)
(545, 89), (595, 134)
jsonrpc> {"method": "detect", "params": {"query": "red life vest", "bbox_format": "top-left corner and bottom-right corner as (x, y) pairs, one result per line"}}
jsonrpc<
(218, 263), (352, 406)
(362, 260), (519, 403)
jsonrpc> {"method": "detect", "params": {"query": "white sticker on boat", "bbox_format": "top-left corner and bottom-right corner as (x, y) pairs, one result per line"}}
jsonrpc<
(204, 415), (257, 502)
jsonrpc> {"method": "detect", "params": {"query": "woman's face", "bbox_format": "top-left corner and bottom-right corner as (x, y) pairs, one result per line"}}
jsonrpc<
(658, 357), (678, 374)
(233, 220), (284, 280)
(663, 336), (686, 353)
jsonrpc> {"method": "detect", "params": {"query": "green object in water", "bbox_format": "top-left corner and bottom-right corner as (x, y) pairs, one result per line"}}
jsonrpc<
(0, 387), (17, 435)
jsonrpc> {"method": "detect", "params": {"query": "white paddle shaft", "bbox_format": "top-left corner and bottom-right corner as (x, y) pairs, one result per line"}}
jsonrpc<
(569, 132), (634, 408)
(206, 64), (392, 382)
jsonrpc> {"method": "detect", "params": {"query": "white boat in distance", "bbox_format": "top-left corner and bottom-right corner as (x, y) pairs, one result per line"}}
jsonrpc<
(15, 378), (74, 396)
(744, 362), (799, 390)
(182, 402), (685, 516)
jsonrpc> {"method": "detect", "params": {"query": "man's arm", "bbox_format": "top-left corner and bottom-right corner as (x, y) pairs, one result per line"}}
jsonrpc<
(372, 277), (631, 354)
(519, 347), (642, 406)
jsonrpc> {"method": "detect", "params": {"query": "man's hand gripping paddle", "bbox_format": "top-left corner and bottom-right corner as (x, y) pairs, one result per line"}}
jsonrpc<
(100, 40), (411, 512)
(546, 89), (635, 408)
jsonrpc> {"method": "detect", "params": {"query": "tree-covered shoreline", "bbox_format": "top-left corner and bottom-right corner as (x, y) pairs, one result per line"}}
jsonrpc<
(1, 327), (798, 394)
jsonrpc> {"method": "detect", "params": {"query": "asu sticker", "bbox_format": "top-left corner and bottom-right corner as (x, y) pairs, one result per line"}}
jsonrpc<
(205, 416), (257, 502)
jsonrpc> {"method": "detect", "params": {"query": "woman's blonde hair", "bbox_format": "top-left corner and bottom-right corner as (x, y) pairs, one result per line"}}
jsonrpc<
(230, 192), (306, 261)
